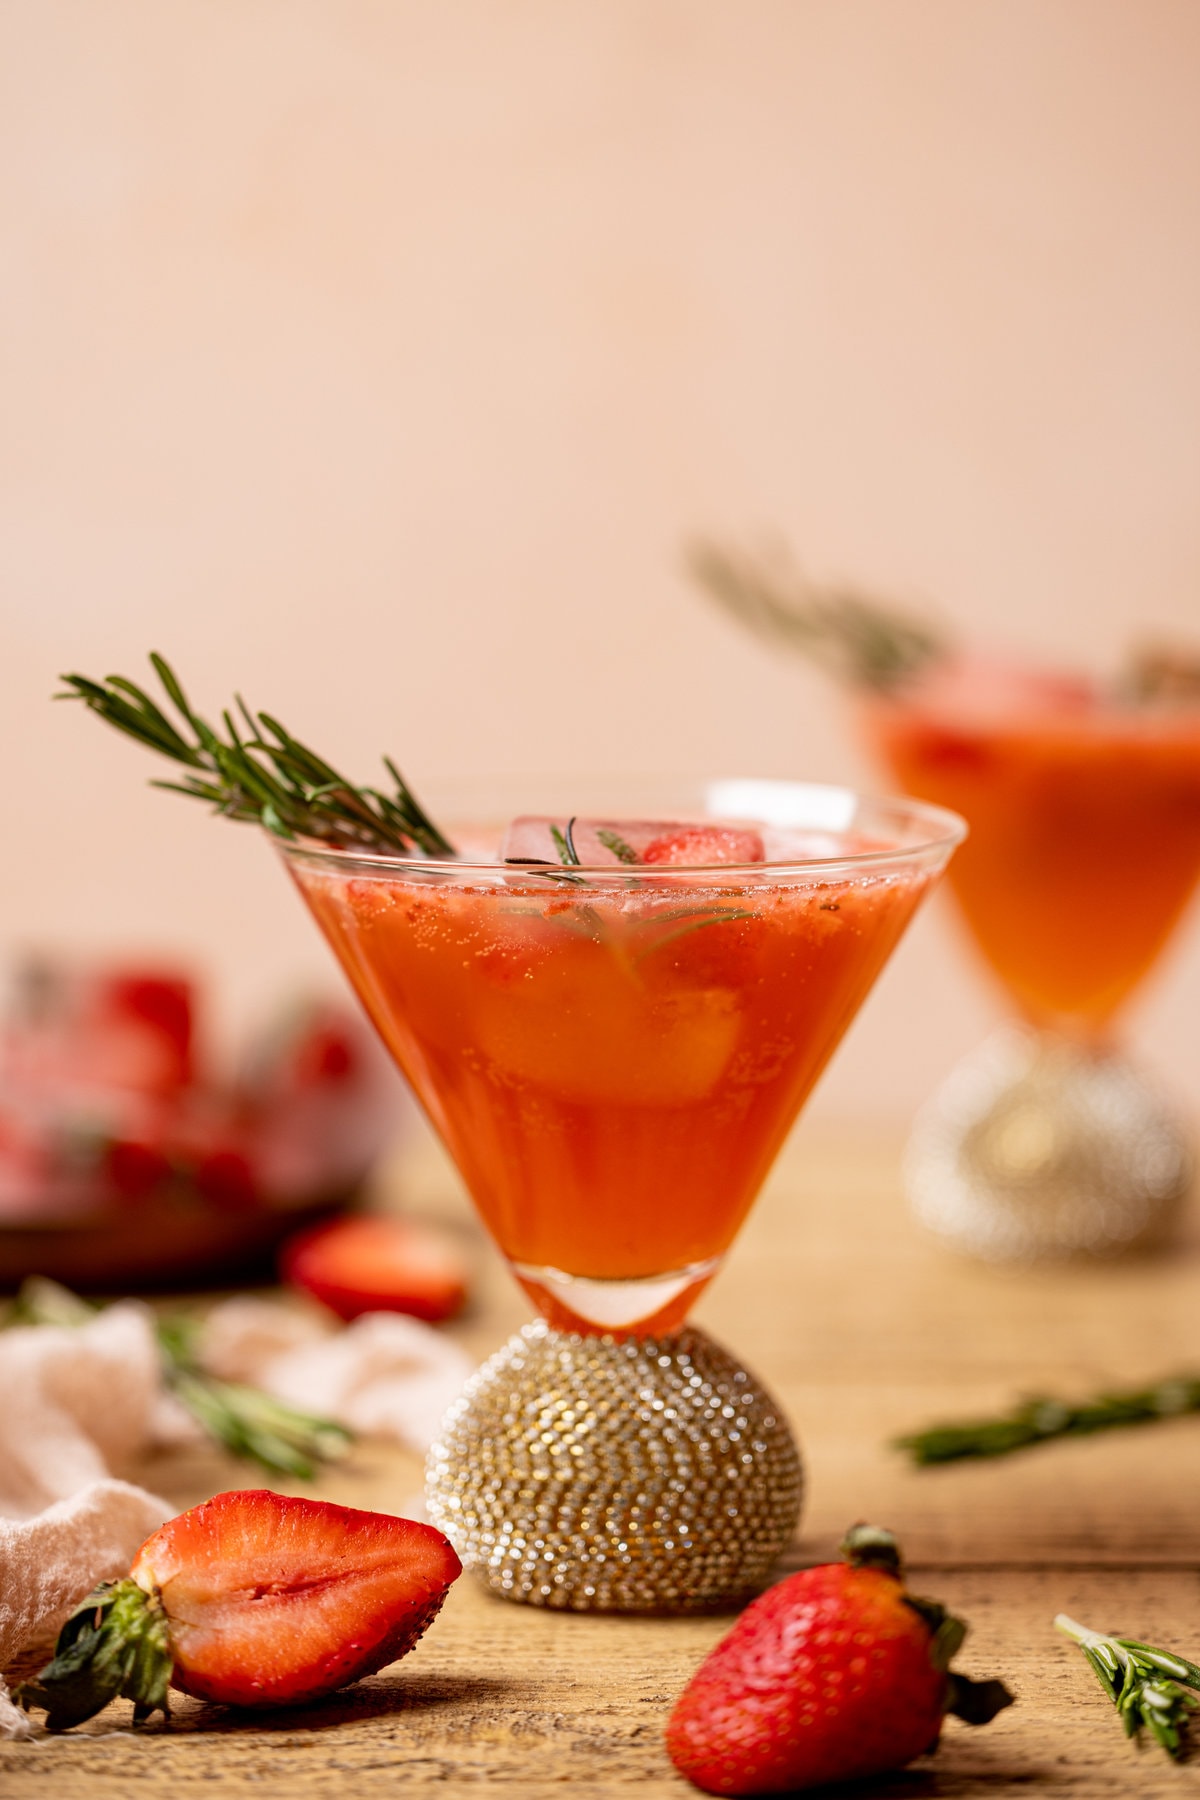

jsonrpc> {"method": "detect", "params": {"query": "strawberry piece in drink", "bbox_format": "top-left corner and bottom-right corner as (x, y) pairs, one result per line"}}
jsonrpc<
(501, 817), (764, 867)
(18, 1489), (462, 1727)
(642, 824), (765, 866)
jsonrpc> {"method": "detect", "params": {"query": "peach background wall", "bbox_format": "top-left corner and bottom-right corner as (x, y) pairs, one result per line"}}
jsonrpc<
(2, 0), (1199, 1123)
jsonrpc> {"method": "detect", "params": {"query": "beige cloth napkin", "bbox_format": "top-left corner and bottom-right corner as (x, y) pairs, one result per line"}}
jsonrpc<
(0, 1298), (471, 1738)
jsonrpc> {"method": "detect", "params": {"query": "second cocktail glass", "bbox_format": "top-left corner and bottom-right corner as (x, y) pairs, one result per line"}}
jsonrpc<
(282, 778), (963, 1612)
(863, 691), (1200, 1260)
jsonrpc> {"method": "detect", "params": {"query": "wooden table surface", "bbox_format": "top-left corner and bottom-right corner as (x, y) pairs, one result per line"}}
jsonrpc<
(5, 1125), (1200, 1798)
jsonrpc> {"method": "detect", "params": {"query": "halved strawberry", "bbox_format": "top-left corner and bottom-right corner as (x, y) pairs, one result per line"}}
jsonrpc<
(18, 1489), (462, 1727)
(281, 1214), (469, 1323)
(641, 824), (765, 867)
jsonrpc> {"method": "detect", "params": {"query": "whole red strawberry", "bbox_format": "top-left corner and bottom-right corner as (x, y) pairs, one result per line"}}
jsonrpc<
(665, 1524), (1012, 1795)
(18, 1489), (461, 1729)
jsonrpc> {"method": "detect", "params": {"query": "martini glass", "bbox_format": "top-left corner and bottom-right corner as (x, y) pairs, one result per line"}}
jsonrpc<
(861, 688), (1200, 1259)
(280, 777), (962, 1611)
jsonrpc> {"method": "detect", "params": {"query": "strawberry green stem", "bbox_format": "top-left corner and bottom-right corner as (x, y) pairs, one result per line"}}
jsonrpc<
(838, 1523), (1014, 1727)
(839, 1522), (903, 1576)
(16, 1580), (172, 1731)
(945, 1672), (1016, 1726)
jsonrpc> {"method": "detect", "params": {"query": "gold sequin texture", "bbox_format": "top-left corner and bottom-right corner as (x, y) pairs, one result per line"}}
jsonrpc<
(907, 1024), (1193, 1260)
(425, 1321), (803, 1612)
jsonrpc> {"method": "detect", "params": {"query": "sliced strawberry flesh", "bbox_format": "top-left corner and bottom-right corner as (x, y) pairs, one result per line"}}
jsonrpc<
(131, 1490), (461, 1708)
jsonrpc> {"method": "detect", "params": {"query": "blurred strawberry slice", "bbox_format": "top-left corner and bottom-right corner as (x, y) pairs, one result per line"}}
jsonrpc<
(102, 1136), (174, 1204)
(240, 1001), (407, 1202)
(501, 817), (765, 867)
(243, 1001), (364, 1099)
(0, 1106), (57, 1219)
(6, 961), (199, 1098)
(95, 972), (196, 1090)
(192, 1144), (260, 1211)
(281, 1215), (469, 1323)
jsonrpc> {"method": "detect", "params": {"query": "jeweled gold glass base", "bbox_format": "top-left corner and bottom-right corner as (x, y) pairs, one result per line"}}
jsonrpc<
(425, 1321), (803, 1612)
(906, 1026), (1193, 1261)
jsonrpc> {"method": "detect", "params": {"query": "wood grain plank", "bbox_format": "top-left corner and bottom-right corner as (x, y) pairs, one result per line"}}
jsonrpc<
(5, 1569), (1200, 1797)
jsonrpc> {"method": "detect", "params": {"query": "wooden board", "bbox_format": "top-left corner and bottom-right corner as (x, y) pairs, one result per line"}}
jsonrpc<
(4, 1125), (1200, 1797)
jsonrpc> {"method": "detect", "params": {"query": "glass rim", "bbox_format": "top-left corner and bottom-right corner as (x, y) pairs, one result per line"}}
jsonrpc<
(274, 777), (967, 880)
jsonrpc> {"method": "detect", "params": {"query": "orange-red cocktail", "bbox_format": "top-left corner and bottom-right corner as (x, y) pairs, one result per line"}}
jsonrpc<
(863, 688), (1200, 1037)
(285, 789), (958, 1332)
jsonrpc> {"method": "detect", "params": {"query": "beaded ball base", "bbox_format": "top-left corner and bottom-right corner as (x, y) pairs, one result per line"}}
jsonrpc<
(906, 1025), (1193, 1261)
(425, 1320), (803, 1612)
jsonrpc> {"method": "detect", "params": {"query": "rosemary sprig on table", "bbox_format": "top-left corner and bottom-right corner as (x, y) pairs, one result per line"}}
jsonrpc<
(895, 1372), (1200, 1466)
(1056, 1614), (1200, 1759)
(58, 654), (455, 857)
(688, 538), (946, 691)
(9, 1278), (351, 1480)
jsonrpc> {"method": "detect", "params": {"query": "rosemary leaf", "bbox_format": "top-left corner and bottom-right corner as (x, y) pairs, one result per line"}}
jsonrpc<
(9, 1280), (351, 1481)
(688, 538), (946, 691)
(896, 1373), (1200, 1466)
(1056, 1614), (1200, 1759)
(59, 655), (456, 858)
(549, 821), (582, 867)
(596, 828), (639, 864)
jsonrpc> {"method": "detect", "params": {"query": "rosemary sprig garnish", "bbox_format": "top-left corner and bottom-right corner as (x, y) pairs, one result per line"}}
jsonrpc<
(1056, 1614), (1200, 1759)
(596, 828), (638, 864)
(58, 654), (455, 857)
(688, 538), (946, 692)
(8, 1278), (351, 1481)
(550, 817), (582, 866)
(634, 906), (755, 961)
(895, 1372), (1200, 1466)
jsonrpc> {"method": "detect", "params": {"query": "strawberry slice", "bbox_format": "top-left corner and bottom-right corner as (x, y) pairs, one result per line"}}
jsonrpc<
(501, 816), (675, 866)
(501, 816), (766, 868)
(641, 824), (765, 867)
(281, 1214), (469, 1323)
(18, 1490), (461, 1727)
(102, 1136), (174, 1204)
(96, 971), (197, 1091)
